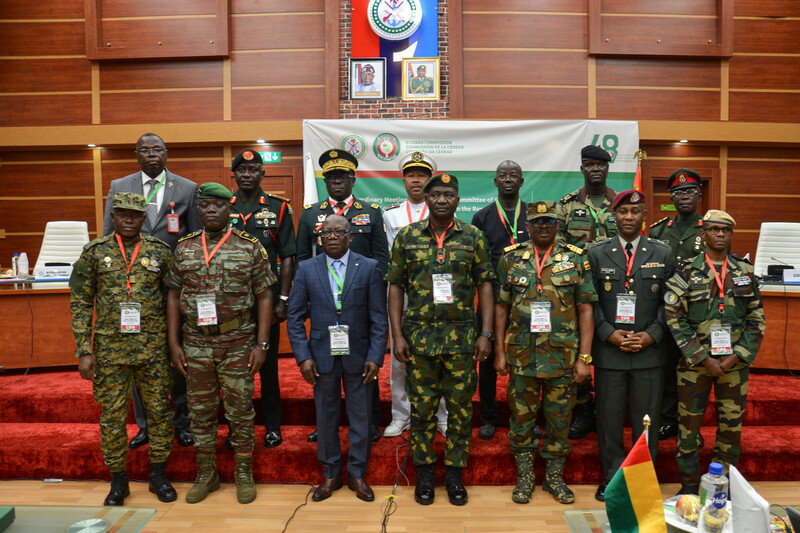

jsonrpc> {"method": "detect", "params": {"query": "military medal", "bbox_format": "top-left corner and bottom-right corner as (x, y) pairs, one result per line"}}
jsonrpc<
(604, 282), (612, 292)
(140, 257), (150, 267)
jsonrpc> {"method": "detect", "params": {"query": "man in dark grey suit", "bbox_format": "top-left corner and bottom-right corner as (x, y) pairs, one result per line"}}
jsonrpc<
(287, 215), (388, 503)
(586, 190), (675, 502)
(102, 132), (201, 449)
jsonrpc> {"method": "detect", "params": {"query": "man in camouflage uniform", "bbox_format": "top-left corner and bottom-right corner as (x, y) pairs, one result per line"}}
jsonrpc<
(649, 168), (706, 441)
(296, 148), (389, 443)
(495, 201), (597, 505)
(167, 182), (276, 504)
(229, 149), (296, 448)
(71, 192), (176, 506)
(386, 173), (495, 506)
(664, 210), (765, 495)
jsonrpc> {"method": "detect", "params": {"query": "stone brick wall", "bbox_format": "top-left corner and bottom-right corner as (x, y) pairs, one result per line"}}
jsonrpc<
(339, 1), (450, 119)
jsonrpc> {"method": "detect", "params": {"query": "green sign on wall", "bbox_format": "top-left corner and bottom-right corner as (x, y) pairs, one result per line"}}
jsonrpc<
(259, 151), (282, 163)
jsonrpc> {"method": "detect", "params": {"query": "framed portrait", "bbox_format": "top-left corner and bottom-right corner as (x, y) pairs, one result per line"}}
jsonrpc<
(402, 57), (440, 100)
(349, 58), (386, 100)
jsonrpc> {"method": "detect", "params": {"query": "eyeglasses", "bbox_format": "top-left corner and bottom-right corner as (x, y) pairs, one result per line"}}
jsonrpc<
(136, 147), (166, 155)
(319, 229), (350, 238)
(703, 226), (733, 235)
(529, 217), (557, 227)
(324, 174), (353, 183)
(671, 188), (700, 198)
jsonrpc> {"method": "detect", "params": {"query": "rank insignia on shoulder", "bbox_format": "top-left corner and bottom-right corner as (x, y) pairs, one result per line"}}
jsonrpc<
(565, 243), (584, 255)
(664, 291), (679, 305)
(560, 192), (573, 204)
(320, 201), (329, 210)
(385, 203), (401, 211)
(371, 203), (380, 209)
(304, 204), (312, 209)
(503, 243), (521, 254)
(238, 231), (259, 244)
(179, 230), (202, 242)
(354, 201), (362, 209)
(229, 197), (238, 204)
(269, 193), (291, 203)
(650, 216), (669, 228)
(258, 197), (266, 205)
(522, 251), (531, 260)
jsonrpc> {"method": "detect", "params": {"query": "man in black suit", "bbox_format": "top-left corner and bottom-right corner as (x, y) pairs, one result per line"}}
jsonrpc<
(102, 132), (201, 449)
(287, 215), (388, 502)
(586, 190), (675, 501)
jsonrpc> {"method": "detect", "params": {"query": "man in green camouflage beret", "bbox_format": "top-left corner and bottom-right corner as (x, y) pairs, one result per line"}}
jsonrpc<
(495, 201), (597, 505)
(166, 182), (277, 505)
(70, 192), (176, 506)
(664, 209), (765, 495)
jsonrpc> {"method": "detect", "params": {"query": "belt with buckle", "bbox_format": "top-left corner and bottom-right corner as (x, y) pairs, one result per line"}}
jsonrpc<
(196, 310), (251, 336)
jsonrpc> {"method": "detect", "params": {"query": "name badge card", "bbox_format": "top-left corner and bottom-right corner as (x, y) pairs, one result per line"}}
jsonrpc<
(615, 294), (637, 324)
(166, 214), (180, 233)
(329, 325), (350, 356)
(432, 273), (454, 304)
(120, 302), (141, 333)
(530, 301), (552, 332)
(196, 295), (218, 326)
(710, 323), (733, 355)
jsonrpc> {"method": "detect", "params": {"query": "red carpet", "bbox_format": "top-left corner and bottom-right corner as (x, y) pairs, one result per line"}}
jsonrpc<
(1, 357), (799, 485)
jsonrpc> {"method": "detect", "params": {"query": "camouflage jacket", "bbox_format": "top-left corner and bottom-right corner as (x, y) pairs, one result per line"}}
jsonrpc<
(70, 233), (172, 359)
(229, 190), (296, 275)
(664, 253), (765, 367)
(385, 217), (495, 355)
(496, 242), (597, 377)
(165, 227), (276, 339)
(555, 186), (618, 248)
(648, 212), (705, 263)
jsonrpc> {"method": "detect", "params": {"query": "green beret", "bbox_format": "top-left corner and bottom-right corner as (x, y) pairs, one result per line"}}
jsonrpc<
(112, 192), (146, 212)
(232, 149), (263, 171)
(703, 210), (736, 227)
(526, 201), (557, 221)
(198, 182), (233, 200)
(423, 173), (459, 193)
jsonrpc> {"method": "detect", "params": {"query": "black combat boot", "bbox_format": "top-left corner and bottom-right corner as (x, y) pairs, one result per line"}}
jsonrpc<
(104, 471), (130, 506)
(414, 463), (435, 505)
(444, 465), (468, 506)
(148, 461), (177, 502)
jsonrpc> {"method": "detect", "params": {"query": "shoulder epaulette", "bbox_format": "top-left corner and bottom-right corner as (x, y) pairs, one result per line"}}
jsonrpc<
(229, 197), (238, 205)
(384, 202), (402, 211)
(646, 237), (671, 249)
(564, 243), (584, 256)
(559, 192), (574, 204)
(304, 204), (312, 209)
(353, 201), (362, 209)
(370, 203), (380, 209)
(142, 234), (170, 248)
(649, 216), (669, 228)
(178, 230), (202, 243)
(320, 201), (329, 210)
(268, 193), (291, 203)
(697, 219), (704, 227)
(503, 242), (521, 254)
(587, 239), (610, 250)
(234, 229), (260, 245)
(84, 234), (114, 250)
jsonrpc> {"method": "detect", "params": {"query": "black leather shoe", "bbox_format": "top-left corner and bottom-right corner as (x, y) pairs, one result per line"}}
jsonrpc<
(414, 464), (435, 505)
(104, 471), (130, 506)
(595, 480), (609, 502)
(148, 462), (177, 502)
(370, 425), (381, 443)
(444, 466), (468, 506)
(176, 427), (194, 447)
(676, 484), (699, 496)
(478, 424), (495, 440)
(569, 404), (596, 439)
(129, 428), (149, 449)
(307, 429), (318, 443)
(264, 430), (282, 448)
(312, 476), (343, 502)
(348, 477), (375, 502)
(658, 423), (678, 440)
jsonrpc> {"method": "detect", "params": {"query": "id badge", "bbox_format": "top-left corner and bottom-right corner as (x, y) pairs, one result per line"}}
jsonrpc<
(432, 273), (454, 304)
(329, 324), (350, 356)
(196, 294), (218, 326)
(166, 213), (180, 233)
(120, 302), (141, 333)
(530, 301), (552, 332)
(710, 323), (733, 355)
(615, 294), (637, 324)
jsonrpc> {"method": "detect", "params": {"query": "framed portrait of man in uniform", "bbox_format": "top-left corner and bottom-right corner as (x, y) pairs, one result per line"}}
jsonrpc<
(350, 58), (386, 100)
(402, 57), (440, 101)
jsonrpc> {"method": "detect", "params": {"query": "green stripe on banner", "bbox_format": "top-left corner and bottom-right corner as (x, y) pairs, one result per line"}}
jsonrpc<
(605, 473), (641, 533)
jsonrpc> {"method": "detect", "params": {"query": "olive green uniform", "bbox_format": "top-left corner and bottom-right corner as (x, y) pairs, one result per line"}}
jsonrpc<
(555, 187), (618, 249)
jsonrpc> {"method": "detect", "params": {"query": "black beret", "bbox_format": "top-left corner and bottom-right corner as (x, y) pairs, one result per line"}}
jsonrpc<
(581, 145), (612, 162)
(231, 150), (263, 171)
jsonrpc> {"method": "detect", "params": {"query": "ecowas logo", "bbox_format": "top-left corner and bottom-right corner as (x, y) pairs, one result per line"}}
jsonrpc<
(367, 0), (422, 41)
(339, 134), (367, 159)
(372, 133), (400, 161)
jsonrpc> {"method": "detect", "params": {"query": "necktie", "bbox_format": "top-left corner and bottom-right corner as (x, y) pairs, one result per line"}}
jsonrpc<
(625, 242), (633, 256)
(337, 201), (346, 210)
(331, 260), (344, 302)
(145, 179), (158, 226)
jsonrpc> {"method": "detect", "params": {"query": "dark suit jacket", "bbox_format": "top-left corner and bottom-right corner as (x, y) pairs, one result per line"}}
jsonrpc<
(587, 237), (675, 369)
(287, 252), (388, 374)
(102, 170), (201, 250)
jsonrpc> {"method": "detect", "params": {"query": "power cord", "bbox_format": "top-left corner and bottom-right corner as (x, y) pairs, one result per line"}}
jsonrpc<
(380, 434), (411, 533)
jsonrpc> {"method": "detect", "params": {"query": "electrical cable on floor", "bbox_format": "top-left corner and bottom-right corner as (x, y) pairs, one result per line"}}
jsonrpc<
(0, 290), (34, 389)
(380, 434), (411, 533)
(263, 481), (314, 533)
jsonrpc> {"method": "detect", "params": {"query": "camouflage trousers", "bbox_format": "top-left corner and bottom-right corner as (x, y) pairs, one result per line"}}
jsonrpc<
(184, 336), (256, 455)
(676, 361), (749, 487)
(406, 351), (477, 468)
(507, 372), (575, 458)
(93, 336), (172, 472)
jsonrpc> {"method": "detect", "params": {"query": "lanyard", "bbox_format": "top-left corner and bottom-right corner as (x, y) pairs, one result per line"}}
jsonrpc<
(705, 254), (729, 314)
(325, 260), (346, 312)
(494, 199), (521, 245)
(622, 242), (638, 290)
(115, 234), (141, 297)
(332, 197), (354, 215)
(533, 244), (554, 294)
(237, 213), (253, 225)
(432, 220), (454, 264)
(143, 174), (166, 205)
(587, 204), (607, 226)
(406, 201), (428, 224)
(201, 228), (233, 279)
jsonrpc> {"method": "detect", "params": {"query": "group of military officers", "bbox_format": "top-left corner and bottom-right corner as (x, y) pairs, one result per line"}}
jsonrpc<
(71, 133), (764, 509)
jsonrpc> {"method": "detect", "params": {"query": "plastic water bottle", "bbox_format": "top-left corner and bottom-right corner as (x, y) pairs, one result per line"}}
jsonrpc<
(17, 252), (29, 277)
(11, 253), (19, 276)
(699, 462), (728, 506)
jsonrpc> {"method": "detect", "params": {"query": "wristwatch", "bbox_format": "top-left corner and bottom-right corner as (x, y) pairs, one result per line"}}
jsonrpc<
(279, 295), (289, 302)
(256, 341), (269, 351)
(578, 353), (592, 364)
(479, 331), (495, 342)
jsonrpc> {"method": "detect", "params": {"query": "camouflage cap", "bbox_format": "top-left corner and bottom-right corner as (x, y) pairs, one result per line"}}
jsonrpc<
(703, 209), (736, 227)
(198, 182), (233, 200)
(526, 200), (558, 221)
(112, 192), (147, 212)
(423, 172), (459, 193)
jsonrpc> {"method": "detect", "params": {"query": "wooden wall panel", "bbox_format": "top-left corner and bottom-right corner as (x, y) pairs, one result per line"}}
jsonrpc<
(729, 93), (800, 124)
(0, 199), (95, 233)
(100, 0), (217, 17)
(96, 18), (222, 51)
(232, 0), (324, 13)
(726, 197), (800, 229)
(99, 162), (219, 194)
(734, 0), (800, 17)
(640, 143), (720, 159)
(596, 58), (720, 88)
(231, 88), (326, 120)
(729, 232), (757, 259)
(596, 89), (720, 121)
(464, 0), (585, 10)
(600, 0), (718, 15)
(0, 0), (84, 19)
(727, 161), (800, 196)
(100, 60), (223, 90)
(463, 14), (586, 49)
(231, 14), (325, 50)
(728, 147), (800, 160)
(100, 146), (225, 161)
(0, 95), (92, 127)
(733, 19), (800, 54)
(463, 87), (587, 119)
(0, 22), (86, 55)
(100, 91), (224, 124)
(463, 51), (587, 85)
(595, 16), (720, 49)
(0, 151), (93, 163)
(0, 163), (95, 197)
(729, 56), (800, 91)
(231, 51), (325, 86)
(0, 59), (92, 93)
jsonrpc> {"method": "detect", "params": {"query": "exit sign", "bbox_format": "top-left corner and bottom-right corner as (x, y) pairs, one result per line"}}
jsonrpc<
(259, 151), (282, 163)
